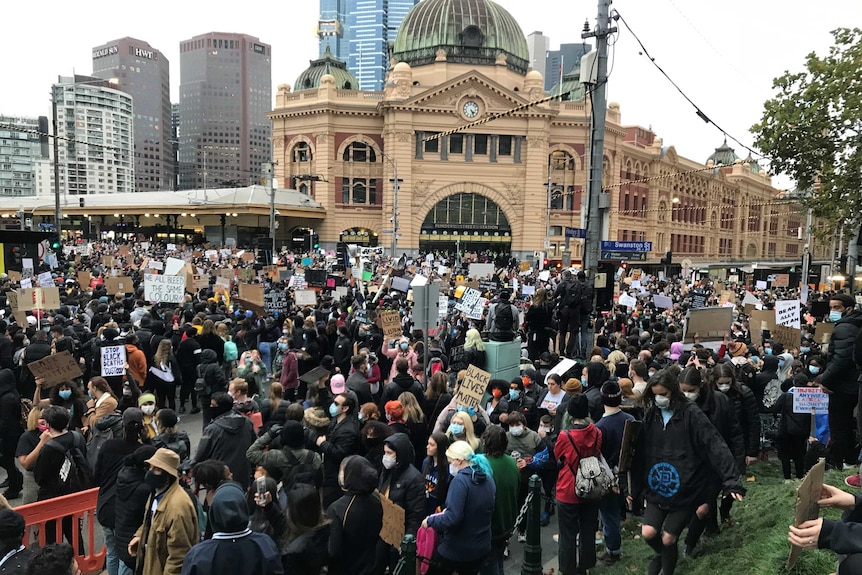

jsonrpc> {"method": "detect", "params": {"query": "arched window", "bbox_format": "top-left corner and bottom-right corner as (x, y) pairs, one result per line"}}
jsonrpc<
(292, 142), (312, 163)
(299, 183), (308, 195)
(343, 141), (376, 163)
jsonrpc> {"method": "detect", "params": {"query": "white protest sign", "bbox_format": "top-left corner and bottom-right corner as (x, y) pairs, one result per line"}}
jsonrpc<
(522, 285), (536, 296)
(538, 270), (550, 282)
(144, 273), (186, 303)
(37, 271), (53, 287)
(334, 286), (349, 299)
(545, 358), (576, 386)
(149, 260), (164, 271)
(295, 290), (318, 307)
(439, 295), (449, 321)
(618, 293), (637, 308)
(166, 243), (176, 251)
(165, 257), (186, 276)
(20, 278), (32, 289)
(755, 280), (767, 290)
(653, 294), (673, 309)
(101, 345), (126, 377)
(743, 291), (761, 308)
(775, 300), (801, 329)
(467, 297), (487, 320)
(455, 287), (482, 313)
(410, 274), (428, 287)
(792, 387), (829, 414)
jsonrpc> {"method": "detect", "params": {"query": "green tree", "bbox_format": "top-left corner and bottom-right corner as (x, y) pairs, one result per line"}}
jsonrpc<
(751, 28), (862, 225)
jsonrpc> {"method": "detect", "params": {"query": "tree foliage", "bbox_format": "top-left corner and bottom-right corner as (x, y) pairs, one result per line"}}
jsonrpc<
(752, 28), (862, 224)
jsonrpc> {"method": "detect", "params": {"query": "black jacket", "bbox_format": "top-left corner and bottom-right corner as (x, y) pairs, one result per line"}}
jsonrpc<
(381, 373), (426, 411)
(282, 524), (331, 575)
(822, 310), (862, 394)
(326, 456), (383, 575)
(728, 385), (761, 457)
(320, 414), (361, 492)
(773, 390), (811, 438)
(176, 337), (202, 378)
(195, 412), (257, 489)
(695, 389), (745, 462)
(346, 371), (373, 405)
(379, 433), (425, 537)
(451, 346), (486, 372)
(94, 439), (140, 529)
(332, 334), (353, 374)
(819, 494), (862, 554)
(199, 349), (227, 398)
(198, 332), (225, 364)
(632, 401), (744, 510)
(525, 302), (553, 331)
(507, 392), (538, 430)
(0, 368), (22, 439)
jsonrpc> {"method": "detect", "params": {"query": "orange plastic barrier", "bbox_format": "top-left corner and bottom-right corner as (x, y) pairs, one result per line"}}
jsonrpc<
(15, 488), (106, 574)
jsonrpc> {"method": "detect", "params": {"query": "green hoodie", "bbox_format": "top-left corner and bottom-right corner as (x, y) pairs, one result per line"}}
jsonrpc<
(486, 454), (520, 539)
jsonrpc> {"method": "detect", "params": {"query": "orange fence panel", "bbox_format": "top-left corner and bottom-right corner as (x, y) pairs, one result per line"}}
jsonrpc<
(15, 488), (106, 574)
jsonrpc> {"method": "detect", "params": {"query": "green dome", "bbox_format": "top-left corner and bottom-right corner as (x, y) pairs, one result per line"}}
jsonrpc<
(295, 46), (358, 91)
(706, 138), (740, 166)
(548, 61), (586, 101)
(744, 154), (762, 173)
(393, 0), (530, 75)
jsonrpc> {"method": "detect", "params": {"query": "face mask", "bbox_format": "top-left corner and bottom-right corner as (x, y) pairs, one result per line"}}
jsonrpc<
(449, 423), (464, 436)
(283, 330), (290, 335)
(809, 365), (821, 375)
(278, 343), (287, 350)
(683, 391), (699, 401)
(580, 376), (587, 386)
(829, 311), (843, 322)
(329, 403), (339, 418)
(510, 426), (524, 437)
(382, 455), (397, 470)
(800, 347), (810, 354)
(37, 423), (49, 432)
(141, 405), (155, 415)
(144, 470), (169, 490)
(778, 359), (785, 368)
(751, 356), (760, 364)
(509, 389), (520, 401)
(648, 371), (656, 378)
(59, 389), (72, 399)
(492, 389), (502, 399)
(400, 343), (409, 351)
(764, 348), (773, 355)
(539, 426), (550, 434)
(449, 463), (460, 477)
(718, 384), (731, 393)
(87, 390), (95, 399)
(358, 412), (365, 421)
(654, 395), (671, 409)
(123, 388), (132, 396)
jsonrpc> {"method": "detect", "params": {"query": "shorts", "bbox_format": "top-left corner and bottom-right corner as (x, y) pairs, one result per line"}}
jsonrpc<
(642, 501), (695, 538)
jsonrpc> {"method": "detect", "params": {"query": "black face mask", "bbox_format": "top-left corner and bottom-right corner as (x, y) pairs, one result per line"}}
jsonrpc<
(144, 470), (171, 490)
(364, 435), (384, 449)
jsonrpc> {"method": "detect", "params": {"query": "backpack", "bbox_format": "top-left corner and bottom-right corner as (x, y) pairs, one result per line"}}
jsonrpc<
(495, 303), (515, 332)
(284, 449), (322, 490)
(762, 378), (782, 410)
(87, 412), (124, 470)
(734, 361), (757, 391)
(561, 281), (581, 309)
(563, 431), (613, 500)
(223, 340), (238, 362)
(47, 433), (92, 493)
(194, 364), (208, 395)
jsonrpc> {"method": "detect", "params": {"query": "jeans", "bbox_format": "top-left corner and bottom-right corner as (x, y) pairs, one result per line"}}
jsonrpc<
(557, 499), (599, 574)
(599, 492), (623, 555)
(258, 342), (275, 372)
(479, 537), (507, 575)
(118, 562), (134, 575)
(101, 525), (119, 575)
(558, 307), (580, 357)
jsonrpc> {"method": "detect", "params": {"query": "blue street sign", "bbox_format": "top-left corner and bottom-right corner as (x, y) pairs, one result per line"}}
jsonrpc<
(601, 251), (647, 261)
(600, 240), (652, 252)
(565, 227), (586, 239)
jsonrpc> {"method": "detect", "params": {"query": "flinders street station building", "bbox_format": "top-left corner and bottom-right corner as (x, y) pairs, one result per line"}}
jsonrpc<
(268, 0), (826, 282)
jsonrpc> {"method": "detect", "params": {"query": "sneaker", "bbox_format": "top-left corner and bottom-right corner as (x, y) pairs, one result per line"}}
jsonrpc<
(517, 533), (527, 543)
(540, 512), (550, 527)
(846, 474), (861, 488)
(598, 552), (621, 566)
(552, 534), (559, 543)
(843, 463), (856, 471)
(178, 405), (186, 414)
(190, 407), (201, 414)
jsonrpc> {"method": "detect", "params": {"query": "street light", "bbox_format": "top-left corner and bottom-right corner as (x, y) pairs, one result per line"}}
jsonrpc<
(380, 152), (401, 258)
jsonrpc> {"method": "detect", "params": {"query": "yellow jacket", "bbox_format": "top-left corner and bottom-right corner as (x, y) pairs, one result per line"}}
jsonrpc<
(134, 480), (198, 575)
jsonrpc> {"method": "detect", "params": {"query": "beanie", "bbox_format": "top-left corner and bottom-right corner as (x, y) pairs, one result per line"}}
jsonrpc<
(601, 380), (622, 407)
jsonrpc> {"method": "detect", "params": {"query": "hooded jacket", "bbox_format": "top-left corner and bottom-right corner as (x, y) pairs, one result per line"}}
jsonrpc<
(326, 456), (383, 575)
(113, 448), (157, 569)
(694, 387), (745, 463)
(181, 483), (282, 575)
(198, 349), (227, 398)
(194, 412), (256, 489)
(134, 477), (198, 575)
(753, 355), (780, 409)
(821, 309), (862, 394)
(426, 459), (496, 562)
(378, 433), (425, 537)
(554, 422), (603, 504)
(0, 368), (22, 438)
(381, 372), (425, 410)
(726, 384), (761, 458)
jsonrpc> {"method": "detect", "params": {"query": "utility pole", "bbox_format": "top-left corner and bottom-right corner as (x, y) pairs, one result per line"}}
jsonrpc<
(800, 203), (813, 296)
(582, 0), (615, 278)
(390, 159), (402, 258)
(51, 86), (62, 245)
(264, 162), (276, 264)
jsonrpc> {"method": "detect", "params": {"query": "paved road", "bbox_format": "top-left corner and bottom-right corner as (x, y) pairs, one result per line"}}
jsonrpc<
(1, 408), (562, 573)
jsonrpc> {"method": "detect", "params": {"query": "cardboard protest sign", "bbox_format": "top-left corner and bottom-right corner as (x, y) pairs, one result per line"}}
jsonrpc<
(378, 493), (406, 548)
(378, 310), (403, 341)
(683, 307), (733, 344)
(6, 270), (21, 283)
(144, 274), (185, 304)
(786, 458), (825, 571)
(468, 263), (495, 279)
(101, 256), (114, 267)
(105, 276), (133, 295)
(17, 288), (60, 311)
(750, 310), (777, 346)
(719, 290), (735, 306)
(814, 322), (834, 345)
(771, 324), (802, 351)
(618, 420), (644, 473)
(455, 365), (491, 409)
(238, 284), (264, 307)
(101, 345), (126, 377)
(27, 351), (83, 388)
(294, 290), (318, 307)
(792, 387), (829, 415)
(773, 273), (790, 288)
(775, 300), (801, 329)
(77, 271), (92, 288)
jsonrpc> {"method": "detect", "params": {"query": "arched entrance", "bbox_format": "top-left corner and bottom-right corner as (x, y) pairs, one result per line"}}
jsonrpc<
(419, 193), (512, 254)
(339, 227), (379, 246)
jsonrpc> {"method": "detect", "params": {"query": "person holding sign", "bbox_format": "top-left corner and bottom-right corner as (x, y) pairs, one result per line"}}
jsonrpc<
(421, 440), (496, 575)
(771, 374), (813, 481)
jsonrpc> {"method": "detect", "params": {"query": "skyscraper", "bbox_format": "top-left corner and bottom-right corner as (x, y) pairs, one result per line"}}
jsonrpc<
(52, 75), (135, 196)
(178, 33), (272, 191)
(0, 115), (49, 197)
(545, 42), (591, 92)
(318, 0), (419, 91)
(92, 37), (172, 192)
(526, 31), (550, 80)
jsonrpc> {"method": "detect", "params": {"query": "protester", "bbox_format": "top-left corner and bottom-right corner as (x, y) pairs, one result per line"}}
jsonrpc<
(193, 392), (256, 490)
(0, 508), (33, 574)
(480, 426), (519, 575)
(326, 456), (382, 575)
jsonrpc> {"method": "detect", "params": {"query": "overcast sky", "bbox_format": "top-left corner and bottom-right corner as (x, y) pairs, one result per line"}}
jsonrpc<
(4, 0), (860, 188)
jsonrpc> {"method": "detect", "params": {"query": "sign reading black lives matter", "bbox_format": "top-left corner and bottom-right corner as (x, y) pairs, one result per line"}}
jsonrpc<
(455, 365), (491, 409)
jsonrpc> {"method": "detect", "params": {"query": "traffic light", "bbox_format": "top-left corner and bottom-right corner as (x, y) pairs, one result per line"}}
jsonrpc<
(620, 261), (628, 270)
(543, 258), (549, 268)
(661, 251), (672, 266)
(304, 233), (319, 252)
(10, 246), (22, 267)
(51, 240), (61, 250)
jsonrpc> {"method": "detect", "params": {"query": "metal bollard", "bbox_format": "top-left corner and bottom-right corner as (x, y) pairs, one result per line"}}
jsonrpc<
(521, 474), (543, 575)
(394, 534), (417, 575)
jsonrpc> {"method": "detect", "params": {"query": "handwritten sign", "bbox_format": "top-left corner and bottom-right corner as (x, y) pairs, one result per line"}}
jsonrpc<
(27, 351), (83, 388)
(653, 294), (673, 309)
(455, 365), (491, 409)
(239, 283), (264, 307)
(37, 271), (54, 287)
(105, 276), (133, 295)
(17, 288), (60, 311)
(294, 290), (318, 307)
(264, 290), (289, 314)
(775, 300), (801, 329)
(101, 345), (126, 377)
(144, 274), (186, 303)
(792, 387), (829, 414)
(378, 492), (406, 548)
(771, 324), (802, 351)
(683, 307), (732, 344)
(455, 287), (482, 313)
(378, 310), (403, 341)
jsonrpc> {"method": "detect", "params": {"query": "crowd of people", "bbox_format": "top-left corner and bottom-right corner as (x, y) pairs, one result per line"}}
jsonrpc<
(0, 241), (860, 575)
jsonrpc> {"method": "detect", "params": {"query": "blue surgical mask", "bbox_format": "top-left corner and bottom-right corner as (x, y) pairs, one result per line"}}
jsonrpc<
(278, 343), (287, 350)
(580, 376), (587, 386)
(778, 359), (785, 368)
(809, 365), (821, 375)
(800, 347), (810, 354)
(87, 390), (95, 399)
(59, 389), (72, 400)
(400, 343), (409, 351)
(765, 348), (773, 355)
(329, 403), (339, 418)
(509, 389), (520, 401)
(829, 311), (843, 322)
(449, 423), (464, 436)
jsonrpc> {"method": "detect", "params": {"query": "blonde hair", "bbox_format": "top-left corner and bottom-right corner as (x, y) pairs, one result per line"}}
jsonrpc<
(606, 350), (626, 374)
(154, 339), (173, 367)
(216, 322), (230, 338)
(398, 392), (426, 423)
(27, 404), (44, 431)
(269, 382), (284, 414)
(464, 329), (485, 352)
(449, 410), (480, 451)
(446, 440), (475, 461)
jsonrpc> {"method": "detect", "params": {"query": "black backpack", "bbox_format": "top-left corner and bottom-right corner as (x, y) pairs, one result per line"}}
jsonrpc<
(284, 449), (322, 490)
(496, 303), (515, 332)
(47, 433), (92, 494)
(561, 281), (581, 309)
